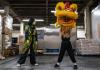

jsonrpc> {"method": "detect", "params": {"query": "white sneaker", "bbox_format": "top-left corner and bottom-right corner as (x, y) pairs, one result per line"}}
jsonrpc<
(0, 56), (5, 60)
(16, 64), (21, 67)
(34, 63), (39, 66)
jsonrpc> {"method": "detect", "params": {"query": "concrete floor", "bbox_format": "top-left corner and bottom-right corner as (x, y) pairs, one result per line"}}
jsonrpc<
(0, 55), (100, 70)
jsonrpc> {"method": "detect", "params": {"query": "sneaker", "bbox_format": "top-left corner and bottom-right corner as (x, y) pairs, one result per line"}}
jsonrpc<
(31, 63), (39, 66)
(54, 63), (60, 68)
(73, 65), (78, 69)
(0, 56), (5, 60)
(16, 64), (21, 67)
(34, 63), (39, 66)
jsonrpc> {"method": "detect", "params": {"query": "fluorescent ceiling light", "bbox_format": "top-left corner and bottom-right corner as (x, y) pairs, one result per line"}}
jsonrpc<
(22, 19), (29, 22)
(22, 18), (44, 22)
(0, 9), (5, 13)
(51, 10), (56, 13)
(35, 19), (44, 22)
(50, 24), (55, 26)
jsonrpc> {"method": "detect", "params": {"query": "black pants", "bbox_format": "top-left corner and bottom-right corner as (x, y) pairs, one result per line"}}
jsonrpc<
(17, 45), (36, 64)
(57, 37), (76, 63)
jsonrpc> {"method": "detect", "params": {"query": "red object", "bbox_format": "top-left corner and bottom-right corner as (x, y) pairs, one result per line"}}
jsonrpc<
(65, 2), (70, 9)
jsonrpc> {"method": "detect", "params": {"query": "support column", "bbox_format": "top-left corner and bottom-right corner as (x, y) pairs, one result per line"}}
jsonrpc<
(19, 22), (24, 54)
(20, 22), (24, 36)
(46, 0), (48, 25)
(84, 6), (92, 39)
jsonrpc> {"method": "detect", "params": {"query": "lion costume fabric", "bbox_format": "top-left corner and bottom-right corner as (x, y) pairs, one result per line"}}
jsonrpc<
(55, 2), (78, 36)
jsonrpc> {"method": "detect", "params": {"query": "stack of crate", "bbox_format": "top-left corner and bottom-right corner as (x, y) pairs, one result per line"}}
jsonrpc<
(76, 39), (100, 55)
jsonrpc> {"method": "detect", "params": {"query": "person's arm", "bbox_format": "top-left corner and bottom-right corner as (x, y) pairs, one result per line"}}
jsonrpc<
(70, 27), (76, 37)
(35, 30), (38, 41)
(34, 30), (38, 45)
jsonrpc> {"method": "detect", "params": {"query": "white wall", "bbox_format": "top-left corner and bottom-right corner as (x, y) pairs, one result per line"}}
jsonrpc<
(91, 4), (100, 42)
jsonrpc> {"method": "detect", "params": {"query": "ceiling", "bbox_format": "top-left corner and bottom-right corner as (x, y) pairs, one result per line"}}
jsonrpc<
(0, 0), (99, 27)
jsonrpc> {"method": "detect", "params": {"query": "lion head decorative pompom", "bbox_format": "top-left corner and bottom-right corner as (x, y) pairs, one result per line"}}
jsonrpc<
(55, 2), (78, 28)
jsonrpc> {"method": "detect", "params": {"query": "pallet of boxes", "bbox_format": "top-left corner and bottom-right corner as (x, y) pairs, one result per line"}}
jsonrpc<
(4, 27), (13, 57)
(76, 39), (100, 55)
(18, 35), (24, 54)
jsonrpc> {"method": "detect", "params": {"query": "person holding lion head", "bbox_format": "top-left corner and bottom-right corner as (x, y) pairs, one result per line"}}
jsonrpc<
(54, 1), (78, 69)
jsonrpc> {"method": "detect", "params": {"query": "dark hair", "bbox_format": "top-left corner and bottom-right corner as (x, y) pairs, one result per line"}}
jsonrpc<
(28, 17), (35, 26)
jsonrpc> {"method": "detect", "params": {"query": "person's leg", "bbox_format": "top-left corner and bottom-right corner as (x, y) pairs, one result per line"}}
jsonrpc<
(30, 45), (37, 65)
(55, 40), (67, 67)
(66, 38), (76, 63)
(17, 48), (29, 65)
(58, 41), (66, 63)
(66, 38), (78, 69)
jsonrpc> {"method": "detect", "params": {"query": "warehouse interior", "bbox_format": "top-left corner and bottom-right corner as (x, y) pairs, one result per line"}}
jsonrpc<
(0, 0), (100, 70)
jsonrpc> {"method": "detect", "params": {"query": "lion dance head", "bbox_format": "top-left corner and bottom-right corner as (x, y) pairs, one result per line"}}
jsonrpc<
(55, 2), (78, 29)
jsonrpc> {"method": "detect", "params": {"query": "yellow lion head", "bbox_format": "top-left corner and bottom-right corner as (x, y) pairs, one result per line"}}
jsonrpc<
(55, 2), (78, 28)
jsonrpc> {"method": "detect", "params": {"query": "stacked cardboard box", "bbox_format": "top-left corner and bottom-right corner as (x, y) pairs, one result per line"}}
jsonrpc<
(76, 39), (100, 55)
